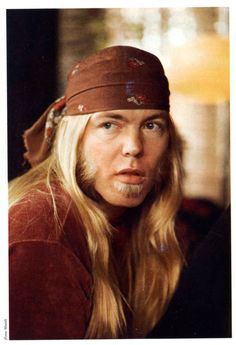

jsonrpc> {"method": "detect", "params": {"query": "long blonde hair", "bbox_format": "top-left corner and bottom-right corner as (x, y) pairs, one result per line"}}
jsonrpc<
(9, 113), (184, 338)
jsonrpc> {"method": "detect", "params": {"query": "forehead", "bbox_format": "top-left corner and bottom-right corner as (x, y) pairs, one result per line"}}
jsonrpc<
(91, 109), (169, 123)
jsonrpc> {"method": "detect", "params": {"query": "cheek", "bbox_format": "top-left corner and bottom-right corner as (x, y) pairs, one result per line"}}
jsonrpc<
(82, 140), (113, 174)
(147, 136), (169, 165)
(83, 138), (99, 162)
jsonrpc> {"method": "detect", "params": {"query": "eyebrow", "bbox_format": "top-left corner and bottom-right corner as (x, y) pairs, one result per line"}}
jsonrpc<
(96, 113), (125, 121)
(142, 114), (168, 123)
(94, 112), (168, 123)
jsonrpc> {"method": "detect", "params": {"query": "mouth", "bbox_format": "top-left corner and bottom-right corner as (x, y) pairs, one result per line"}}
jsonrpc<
(115, 168), (145, 184)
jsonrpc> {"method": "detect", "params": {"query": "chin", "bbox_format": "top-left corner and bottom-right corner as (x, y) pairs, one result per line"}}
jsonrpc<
(95, 182), (152, 208)
(106, 192), (147, 208)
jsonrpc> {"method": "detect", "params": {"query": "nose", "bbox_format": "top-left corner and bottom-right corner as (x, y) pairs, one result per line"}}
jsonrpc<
(122, 129), (143, 157)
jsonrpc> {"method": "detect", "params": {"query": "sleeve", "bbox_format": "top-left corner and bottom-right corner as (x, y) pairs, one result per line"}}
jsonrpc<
(9, 240), (93, 340)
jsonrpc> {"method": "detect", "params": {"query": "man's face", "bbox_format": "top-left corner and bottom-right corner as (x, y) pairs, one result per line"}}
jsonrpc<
(80, 109), (169, 209)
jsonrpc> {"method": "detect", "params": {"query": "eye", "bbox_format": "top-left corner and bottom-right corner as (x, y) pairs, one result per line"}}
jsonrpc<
(103, 122), (113, 129)
(145, 122), (156, 130)
(96, 119), (121, 134)
(144, 122), (162, 130)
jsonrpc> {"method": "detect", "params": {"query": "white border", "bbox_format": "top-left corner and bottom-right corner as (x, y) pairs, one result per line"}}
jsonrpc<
(0, 0), (233, 9)
(1, 1), (235, 344)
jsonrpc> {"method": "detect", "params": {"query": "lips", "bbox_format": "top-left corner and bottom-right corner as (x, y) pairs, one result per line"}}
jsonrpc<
(116, 168), (145, 184)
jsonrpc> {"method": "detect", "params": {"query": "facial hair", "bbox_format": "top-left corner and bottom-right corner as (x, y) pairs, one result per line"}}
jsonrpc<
(76, 149), (145, 200)
(113, 181), (144, 198)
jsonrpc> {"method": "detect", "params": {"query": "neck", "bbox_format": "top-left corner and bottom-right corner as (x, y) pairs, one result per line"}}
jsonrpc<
(83, 186), (128, 225)
(99, 201), (127, 226)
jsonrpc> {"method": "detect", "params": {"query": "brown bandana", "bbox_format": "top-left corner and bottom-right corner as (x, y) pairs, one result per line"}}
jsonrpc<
(23, 97), (66, 166)
(23, 45), (170, 166)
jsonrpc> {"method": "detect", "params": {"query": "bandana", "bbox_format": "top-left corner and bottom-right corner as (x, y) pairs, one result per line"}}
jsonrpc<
(23, 45), (170, 166)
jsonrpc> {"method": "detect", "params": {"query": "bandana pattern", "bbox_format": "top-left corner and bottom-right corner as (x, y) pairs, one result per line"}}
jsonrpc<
(45, 97), (66, 144)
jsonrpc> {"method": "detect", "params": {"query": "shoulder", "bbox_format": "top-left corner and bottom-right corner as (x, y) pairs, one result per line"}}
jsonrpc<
(9, 185), (93, 339)
(9, 183), (76, 243)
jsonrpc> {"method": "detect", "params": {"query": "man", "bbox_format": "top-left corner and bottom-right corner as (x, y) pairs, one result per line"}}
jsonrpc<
(9, 45), (184, 339)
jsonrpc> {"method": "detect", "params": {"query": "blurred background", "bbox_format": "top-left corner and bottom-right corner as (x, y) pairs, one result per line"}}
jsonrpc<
(7, 7), (230, 218)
